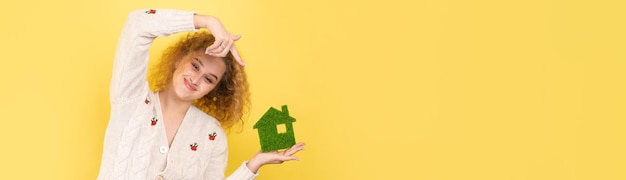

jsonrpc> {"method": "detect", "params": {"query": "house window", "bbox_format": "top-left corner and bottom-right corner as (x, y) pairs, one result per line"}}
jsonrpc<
(276, 124), (287, 133)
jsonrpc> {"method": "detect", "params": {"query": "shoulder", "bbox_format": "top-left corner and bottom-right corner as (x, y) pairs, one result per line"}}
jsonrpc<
(188, 106), (227, 139)
(189, 106), (222, 128)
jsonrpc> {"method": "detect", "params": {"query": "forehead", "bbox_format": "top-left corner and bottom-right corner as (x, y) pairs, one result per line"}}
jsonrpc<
(189, 51), (227, 77)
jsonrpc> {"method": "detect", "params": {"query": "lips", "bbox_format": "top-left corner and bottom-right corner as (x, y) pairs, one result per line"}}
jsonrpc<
(184, 78), (198, 91)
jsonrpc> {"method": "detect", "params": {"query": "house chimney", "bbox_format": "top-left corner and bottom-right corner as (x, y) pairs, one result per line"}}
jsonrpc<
(281, 105), (289, 115)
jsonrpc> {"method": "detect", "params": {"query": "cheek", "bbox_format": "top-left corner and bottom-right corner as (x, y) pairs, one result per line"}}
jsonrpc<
(177, 67), (190, 75)
(199, 84), (216, 94)
(174, 67), (193, 79)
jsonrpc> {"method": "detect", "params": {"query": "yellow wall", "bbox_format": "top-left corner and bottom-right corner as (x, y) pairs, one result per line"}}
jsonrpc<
(1, 0), (625, 179)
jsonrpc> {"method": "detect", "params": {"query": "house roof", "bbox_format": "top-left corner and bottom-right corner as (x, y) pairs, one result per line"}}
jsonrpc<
(253, 105), (296, 128)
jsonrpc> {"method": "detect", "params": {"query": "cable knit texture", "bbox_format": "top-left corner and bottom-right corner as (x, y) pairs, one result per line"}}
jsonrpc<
(98, 9), (258, 180)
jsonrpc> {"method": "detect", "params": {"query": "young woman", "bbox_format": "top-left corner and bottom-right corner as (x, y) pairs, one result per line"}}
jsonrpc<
(97, 9), (305, 179)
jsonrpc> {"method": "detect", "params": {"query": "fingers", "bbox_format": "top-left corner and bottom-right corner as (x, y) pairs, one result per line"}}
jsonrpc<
(284, 142), (306, 156)
(233, 34), (242, 41)
(206, 37), (224, 53)
(204, 34), (246, 66)
(205, 38), (231, 56)
(272, 142), (305, 164)
(205, 34), (241, 54)
(249, 142), (306, 168)
(230, 46), (245, 66)
(278, 155), (299, 162)
(230, 34), (245, 66)
(219, 39), (235, 56)
(266, 154), (298, 165)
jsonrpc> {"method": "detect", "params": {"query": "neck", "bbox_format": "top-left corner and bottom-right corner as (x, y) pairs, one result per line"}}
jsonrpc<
(159, 86), (193, 117)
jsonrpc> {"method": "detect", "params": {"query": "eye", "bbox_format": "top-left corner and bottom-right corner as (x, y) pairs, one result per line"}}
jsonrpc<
(205, 76), (214, 84)
(191, 63), (199, 71)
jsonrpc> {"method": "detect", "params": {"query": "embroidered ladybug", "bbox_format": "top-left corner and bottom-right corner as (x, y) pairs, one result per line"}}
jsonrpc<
(209, 132), (217, 140)
(190, 142), (198, 151)
(151, 117), (158, 126)
(145, 98), (150, 104)
(145, 9), (156, 14)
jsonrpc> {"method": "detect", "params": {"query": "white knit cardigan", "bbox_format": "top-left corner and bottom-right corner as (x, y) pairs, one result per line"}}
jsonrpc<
(97, 9), (257, 180)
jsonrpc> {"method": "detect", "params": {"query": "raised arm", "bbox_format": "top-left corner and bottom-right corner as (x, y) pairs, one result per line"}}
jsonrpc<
(109, 9), (198, 103)
(109, 9), (245, 103)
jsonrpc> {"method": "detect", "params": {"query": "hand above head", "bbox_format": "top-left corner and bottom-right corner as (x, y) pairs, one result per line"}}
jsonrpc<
(193, 14), (246, 66)
(246, 142), (306, 173)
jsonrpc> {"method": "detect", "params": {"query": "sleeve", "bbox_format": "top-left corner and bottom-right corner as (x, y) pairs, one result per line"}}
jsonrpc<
(109, 9), (197, 104)
(226, 162), (259, 180)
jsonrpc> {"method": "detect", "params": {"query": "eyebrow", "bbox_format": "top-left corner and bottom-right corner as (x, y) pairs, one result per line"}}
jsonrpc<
(194, 58), (205, 67)
(195, 58), (219, 80)
(209, 73), (219, 81)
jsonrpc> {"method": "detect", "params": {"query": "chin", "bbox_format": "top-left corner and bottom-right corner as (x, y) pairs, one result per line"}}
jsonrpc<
(178, 89), (207, 102)
(172, 86), (192, 101)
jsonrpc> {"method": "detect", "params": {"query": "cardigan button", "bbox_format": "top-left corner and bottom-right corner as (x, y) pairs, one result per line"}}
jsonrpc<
(159, 146), (168, 154)
(155, 175), (164, 180)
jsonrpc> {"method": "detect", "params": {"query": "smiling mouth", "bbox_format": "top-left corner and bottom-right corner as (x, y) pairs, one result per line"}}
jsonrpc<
(184, 78), (197, 91)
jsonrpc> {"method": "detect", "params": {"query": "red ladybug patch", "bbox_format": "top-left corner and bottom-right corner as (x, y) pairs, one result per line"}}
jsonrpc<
(209, 132), (217, 140)
(150, 117), (158, 126)
(190, 142), (198, 151)
(145, 9), (156, 14)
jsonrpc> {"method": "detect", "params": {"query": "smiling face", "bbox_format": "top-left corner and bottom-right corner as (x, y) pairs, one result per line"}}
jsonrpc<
(169, 50), (227, 102)
(150, 31), (249, 128)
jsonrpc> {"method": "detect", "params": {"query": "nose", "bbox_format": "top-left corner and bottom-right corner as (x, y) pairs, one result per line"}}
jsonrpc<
(190, 73), (202, 86)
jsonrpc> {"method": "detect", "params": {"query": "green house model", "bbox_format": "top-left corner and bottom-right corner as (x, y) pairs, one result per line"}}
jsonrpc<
(254, 105), (296, 152)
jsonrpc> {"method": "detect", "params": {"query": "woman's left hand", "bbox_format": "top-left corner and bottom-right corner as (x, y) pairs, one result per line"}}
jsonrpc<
(193, 14), (245, 66)
(246, 142), (306, 173)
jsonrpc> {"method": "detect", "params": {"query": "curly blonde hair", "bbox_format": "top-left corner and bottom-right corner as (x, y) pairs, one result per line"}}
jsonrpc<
(149, 30), (250, 128)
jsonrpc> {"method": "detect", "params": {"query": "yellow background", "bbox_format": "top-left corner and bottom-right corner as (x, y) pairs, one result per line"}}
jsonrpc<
(0, 0), (625, 179)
